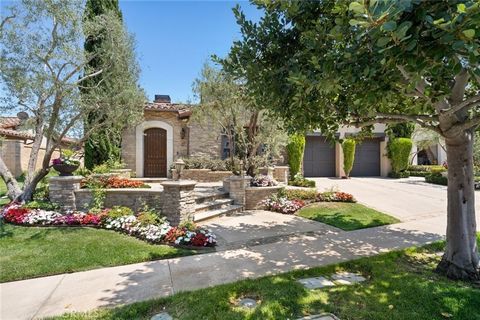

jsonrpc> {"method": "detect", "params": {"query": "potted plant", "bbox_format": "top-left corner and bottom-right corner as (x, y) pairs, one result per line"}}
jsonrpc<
(52, 149), (80, 176)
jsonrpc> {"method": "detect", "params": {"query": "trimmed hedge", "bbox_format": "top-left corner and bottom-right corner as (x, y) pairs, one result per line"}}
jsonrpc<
(408, 165), (446, 177)
(286, 134), (306, 179)
(342, 139), (356, 177)
(389, 138), (413, 174)
(288, 175), (316, 188)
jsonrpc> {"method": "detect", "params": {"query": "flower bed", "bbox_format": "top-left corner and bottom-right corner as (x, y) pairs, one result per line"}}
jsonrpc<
(250, 175), (278, 187)
(81, 176), (149, 189)
(261, 188), (356, 214)
(1, 203), (216, 247)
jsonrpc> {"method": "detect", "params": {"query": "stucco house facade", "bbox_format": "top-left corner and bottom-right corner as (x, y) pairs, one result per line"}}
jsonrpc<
(122, 95), (446, 179)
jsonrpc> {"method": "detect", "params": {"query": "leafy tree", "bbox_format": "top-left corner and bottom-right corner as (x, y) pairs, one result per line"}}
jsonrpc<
(83, 0), (124, 169)
(223, 1), (480, 280)
(286, 134), (305, 179)
(192, 63), (287, 175)
(0, 0), (144, 201)
(389, 138), (413, 173)
(342, 138), (356, 178)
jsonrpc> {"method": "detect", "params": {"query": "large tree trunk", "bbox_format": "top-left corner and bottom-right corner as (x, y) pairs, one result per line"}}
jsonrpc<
(0, 155), (22, 200)
(436, 130), (480, 280)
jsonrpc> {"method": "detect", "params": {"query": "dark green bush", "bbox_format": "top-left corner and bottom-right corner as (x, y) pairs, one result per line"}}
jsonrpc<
(24, 200), (59, 211)
(425, 172), (448, 186)
(342, 139), (356, 177)
(286, 134), (305, 179)
(389, 138), (413, 174)
(388, 171), (410, 178)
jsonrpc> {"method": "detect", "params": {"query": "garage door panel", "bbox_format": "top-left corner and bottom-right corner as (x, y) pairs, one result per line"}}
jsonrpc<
(303, 136), (336, 177)
(350, 139), (380, 176)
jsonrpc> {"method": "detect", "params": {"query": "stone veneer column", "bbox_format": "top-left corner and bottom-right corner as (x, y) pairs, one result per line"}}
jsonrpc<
(228, 175), (252, 206)
(49, 176), (83, 211)
(161, 180), (197, 225)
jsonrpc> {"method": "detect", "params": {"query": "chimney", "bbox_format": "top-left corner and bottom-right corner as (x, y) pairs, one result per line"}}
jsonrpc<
(154, 95), (171, 103)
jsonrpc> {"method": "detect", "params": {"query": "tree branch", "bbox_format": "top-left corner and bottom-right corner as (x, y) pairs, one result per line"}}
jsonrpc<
(396, 65), (432, 104)
(442, 95), (480, 116)
(450, 68), (470, 103)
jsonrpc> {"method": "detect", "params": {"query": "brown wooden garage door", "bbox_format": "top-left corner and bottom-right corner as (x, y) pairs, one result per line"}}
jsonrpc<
(303, 136), (336, 177)
(144, 128), (167, 177)
(350, 138), (380, 176)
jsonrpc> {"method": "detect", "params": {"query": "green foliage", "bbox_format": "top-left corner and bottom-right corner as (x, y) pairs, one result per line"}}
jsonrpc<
(178, 220), (197, 231)
(286, 134), (306, 179)
(288, 174), (315, 188)
(279, 188), (318, 201)
(474, 131), (480, 167)
(23, 200), (59, 211)
(386, 123), (415, 139)
(425, 172), (448, 186)
(389, 138), (413, 173)
(342, 139), (356, 177)
(388, 171), (410, 178)
(136, 211), (163, 226)
(107, 206), (134, 219)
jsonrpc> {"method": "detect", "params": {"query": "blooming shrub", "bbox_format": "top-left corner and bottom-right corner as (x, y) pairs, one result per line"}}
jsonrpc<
(251, 175), (278, 187)
(262, 196), (305, 214)
(1, 203), (216, 247)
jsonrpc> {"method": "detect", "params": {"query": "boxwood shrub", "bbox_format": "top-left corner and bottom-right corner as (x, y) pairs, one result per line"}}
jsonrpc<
(408, 165), (446, 177)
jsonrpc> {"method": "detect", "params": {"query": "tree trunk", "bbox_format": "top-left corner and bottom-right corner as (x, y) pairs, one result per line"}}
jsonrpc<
(0, 155), (21, 200)
(17, 169), (49, 203)
(436, 130), (480, 280)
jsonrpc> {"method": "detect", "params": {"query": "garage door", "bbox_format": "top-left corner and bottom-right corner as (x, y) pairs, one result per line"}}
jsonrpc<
(350, 139), (380, 176)
(303, 136), (336, 177)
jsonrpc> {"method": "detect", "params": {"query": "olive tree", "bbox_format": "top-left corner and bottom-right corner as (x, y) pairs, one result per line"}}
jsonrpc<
(0, 0), (144, 201)
(223, 0), (479, 280)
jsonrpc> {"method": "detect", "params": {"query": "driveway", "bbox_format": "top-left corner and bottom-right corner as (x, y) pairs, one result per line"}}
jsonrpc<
(311, 177), (480, 222)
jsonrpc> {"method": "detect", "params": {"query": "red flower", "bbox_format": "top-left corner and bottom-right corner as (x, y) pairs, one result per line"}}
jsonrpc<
(191, 232), (208, 246)
(3, 205), (30, 224)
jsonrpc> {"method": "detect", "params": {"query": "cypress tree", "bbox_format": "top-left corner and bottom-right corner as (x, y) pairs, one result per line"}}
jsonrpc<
(83, 0), (124, 169)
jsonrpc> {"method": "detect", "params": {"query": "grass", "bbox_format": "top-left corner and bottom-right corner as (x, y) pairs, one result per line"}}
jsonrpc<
(297, 202), (400, 231)
(47, 235), (480, 320)
(0, 224), (196, 283)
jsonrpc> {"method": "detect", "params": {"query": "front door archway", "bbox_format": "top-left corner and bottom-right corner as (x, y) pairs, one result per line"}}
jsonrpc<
(144, 128), (167, 177)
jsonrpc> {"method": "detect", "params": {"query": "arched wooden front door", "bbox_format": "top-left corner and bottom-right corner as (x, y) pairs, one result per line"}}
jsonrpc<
(144, 128), (167, 177)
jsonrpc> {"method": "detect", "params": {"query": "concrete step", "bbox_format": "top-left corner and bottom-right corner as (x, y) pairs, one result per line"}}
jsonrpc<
(195, 189), (229, 204)
(195, 198), (234, 213)
(193, 204), (243, 222)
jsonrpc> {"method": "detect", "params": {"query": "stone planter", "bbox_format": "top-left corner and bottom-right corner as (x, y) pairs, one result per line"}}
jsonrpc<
(53, 163), (80, 176)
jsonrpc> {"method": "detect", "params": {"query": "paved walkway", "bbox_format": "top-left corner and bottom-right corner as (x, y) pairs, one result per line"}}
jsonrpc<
(3, 210), (479, 320)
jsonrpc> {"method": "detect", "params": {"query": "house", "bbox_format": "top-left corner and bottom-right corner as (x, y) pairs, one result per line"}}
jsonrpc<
(121, 95), (222, 178)
(0, 117), (76, 177)
(122, 94), (446, 179)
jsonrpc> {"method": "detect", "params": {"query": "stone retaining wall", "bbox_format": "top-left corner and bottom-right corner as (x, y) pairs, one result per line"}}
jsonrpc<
(75, 189), (164, 214)
(258, 166), (289, 183)
(245, 186), (283, 210)
(180, 169), (232, 182)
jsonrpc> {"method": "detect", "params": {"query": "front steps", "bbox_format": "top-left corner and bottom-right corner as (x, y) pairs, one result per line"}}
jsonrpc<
(193, 188), (243, 222)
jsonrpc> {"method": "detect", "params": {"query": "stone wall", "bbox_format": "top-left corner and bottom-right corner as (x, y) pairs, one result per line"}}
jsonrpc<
(75, 189), (164, 213)
(187, 113), (221, 158)
(258, 166), (289, 183)
(180, 169), (232, 182)
(245, 186), (283, 210)
(0, 140), (22, 177)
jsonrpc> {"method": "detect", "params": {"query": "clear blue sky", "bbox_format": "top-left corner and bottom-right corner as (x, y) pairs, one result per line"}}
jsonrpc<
(120, 0), (263, 103)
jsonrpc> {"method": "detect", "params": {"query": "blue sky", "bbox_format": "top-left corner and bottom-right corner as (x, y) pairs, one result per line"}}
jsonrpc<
(120, 0), (263, 103)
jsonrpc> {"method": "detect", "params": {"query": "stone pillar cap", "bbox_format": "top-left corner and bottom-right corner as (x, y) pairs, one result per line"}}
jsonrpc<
(49, 175), (84, 181)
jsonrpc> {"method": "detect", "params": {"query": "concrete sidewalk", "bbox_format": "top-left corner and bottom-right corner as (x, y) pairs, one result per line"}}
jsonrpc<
(2, 212), (474, 320)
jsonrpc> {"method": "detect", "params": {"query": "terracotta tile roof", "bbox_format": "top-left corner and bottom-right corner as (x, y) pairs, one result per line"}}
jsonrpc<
(144, 102), (192, 119)
(0, 128), (35, 140)
(0, 117), (21, 129)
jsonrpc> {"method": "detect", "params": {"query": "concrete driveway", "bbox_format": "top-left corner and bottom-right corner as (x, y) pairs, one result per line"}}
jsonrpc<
(311, 177), (480, 222)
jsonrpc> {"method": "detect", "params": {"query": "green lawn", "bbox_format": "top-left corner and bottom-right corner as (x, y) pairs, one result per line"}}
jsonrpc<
(297, 202), (400, 231)
(0, 224), (196, 283)
(47, 235), (480, 320)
